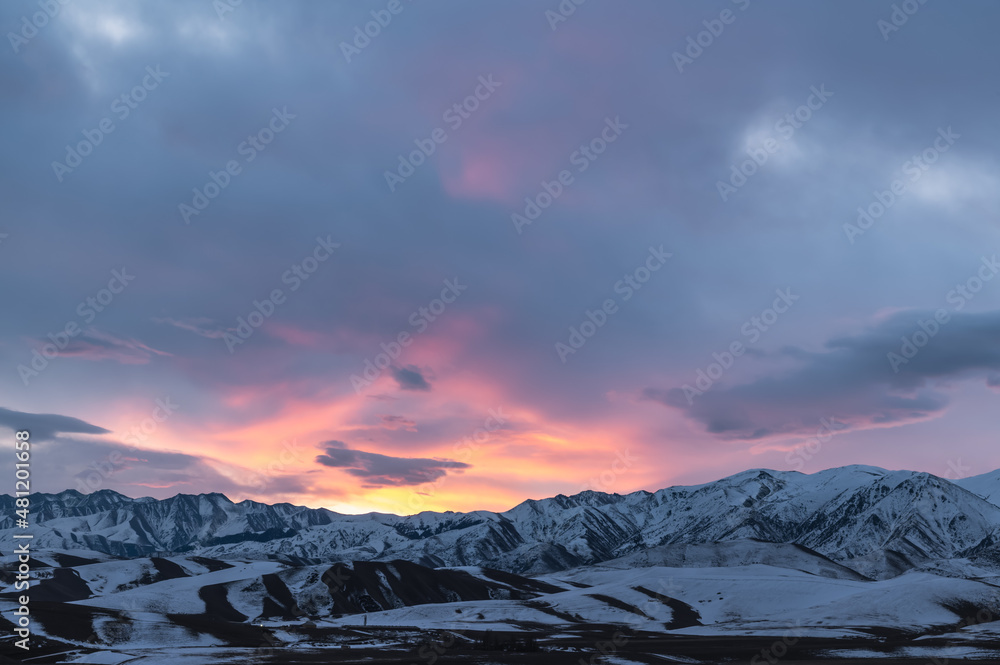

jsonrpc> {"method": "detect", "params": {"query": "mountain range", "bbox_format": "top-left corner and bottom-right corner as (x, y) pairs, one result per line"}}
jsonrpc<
(8, 465), (1000, 661)
(7, 464), (1000, 580)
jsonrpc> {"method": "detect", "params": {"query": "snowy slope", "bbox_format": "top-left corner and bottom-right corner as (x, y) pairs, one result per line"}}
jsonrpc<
(600, 540), (868, 580)
(6, 552), (1000, 657)
(956, 470), (1000, 507)
(314, 563), (1000, 636)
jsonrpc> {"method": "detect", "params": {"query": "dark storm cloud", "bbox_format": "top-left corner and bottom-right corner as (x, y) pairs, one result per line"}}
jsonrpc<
(647, 310), (1000, 440)
(0, 406), (110, 441)
(316, 440), (469, 487)
(391, 365), (431, 391)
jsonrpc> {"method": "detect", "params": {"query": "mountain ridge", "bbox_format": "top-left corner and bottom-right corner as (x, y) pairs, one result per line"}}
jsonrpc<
(6, 465), (1000, 579)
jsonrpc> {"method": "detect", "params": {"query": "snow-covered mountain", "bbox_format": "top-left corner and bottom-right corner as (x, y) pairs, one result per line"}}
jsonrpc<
(6, 466), (1000, 661)
(5, 465), (1000, 579)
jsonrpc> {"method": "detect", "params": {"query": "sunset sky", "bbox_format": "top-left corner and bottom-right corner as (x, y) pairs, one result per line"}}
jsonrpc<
(3, 0), (1000, 515)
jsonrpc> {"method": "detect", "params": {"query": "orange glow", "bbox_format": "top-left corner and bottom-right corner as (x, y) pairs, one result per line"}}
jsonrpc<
(82, 316), (741, 514)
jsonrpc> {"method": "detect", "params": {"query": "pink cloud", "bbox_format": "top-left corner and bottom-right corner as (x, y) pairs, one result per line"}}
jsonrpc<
(377, 414), (418, 431)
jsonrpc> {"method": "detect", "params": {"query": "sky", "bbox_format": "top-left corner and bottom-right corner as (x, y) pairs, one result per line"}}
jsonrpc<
(2, 0), (1000, 515)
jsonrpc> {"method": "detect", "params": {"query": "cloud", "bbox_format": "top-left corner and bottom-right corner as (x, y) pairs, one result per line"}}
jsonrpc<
(315, 440), (469, 488)
(646, 310), (1000, 441)
(0, 409), (316, 500)
(153, 316), (227, 339)
(34, 329), (171, 365)
(48, 435), (316, 499)
(3, 0), (1000, 505)
(377, 414), (418, 431)
(0, 407), (110, 442)
(391, 365), (431, 391)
